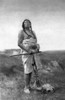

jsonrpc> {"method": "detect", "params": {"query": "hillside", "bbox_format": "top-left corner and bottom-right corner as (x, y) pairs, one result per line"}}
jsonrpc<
(0, 50), (65, 100)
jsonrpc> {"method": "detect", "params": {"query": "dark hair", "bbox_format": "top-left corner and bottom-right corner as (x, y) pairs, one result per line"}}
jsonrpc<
(22, 19), (31, 29)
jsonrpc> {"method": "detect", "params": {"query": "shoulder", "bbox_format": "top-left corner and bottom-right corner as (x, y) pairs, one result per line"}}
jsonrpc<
(32, 30), (37, 39)
(32, 30), (35, 34)
(32, 30), (36, 36)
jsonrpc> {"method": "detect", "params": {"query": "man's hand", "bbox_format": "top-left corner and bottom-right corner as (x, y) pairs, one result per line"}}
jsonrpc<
(28, 49), (34, 54)
(29, 49), (39, 55)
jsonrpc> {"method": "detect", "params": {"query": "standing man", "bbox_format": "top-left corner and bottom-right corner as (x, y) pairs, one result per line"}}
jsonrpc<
(18, 19), (41, 93)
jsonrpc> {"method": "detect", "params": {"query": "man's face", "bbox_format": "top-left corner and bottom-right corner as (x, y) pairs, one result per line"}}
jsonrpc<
(24, 20), (32, 30)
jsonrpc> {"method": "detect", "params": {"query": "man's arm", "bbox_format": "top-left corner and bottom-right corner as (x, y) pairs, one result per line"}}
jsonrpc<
(33, 31), (40, 51)
(18, 31), (30, 52)
(33, 31), (37, 42)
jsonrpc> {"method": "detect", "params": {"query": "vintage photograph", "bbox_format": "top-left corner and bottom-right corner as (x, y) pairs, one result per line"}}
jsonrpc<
(0, 0), (65, 100)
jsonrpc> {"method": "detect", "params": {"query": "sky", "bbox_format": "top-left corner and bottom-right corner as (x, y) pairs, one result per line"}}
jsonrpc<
(0, 0), (65, 51)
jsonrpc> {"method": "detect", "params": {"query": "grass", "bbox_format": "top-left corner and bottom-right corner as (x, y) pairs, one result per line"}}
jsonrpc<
(0, 51), (65, 100)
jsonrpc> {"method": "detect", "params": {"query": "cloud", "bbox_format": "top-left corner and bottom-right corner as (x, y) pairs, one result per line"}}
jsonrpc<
(0, 0), (65, 14)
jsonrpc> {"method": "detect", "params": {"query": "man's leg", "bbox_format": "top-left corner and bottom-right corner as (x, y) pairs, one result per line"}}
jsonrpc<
(24, 72), (32, 93)
(23, 57), (33, 93)
(24, 72), (32, 88)
(32, 55), (42, 90)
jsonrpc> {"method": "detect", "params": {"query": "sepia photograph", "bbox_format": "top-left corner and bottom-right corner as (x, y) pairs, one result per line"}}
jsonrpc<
(0, 0), (65, 100)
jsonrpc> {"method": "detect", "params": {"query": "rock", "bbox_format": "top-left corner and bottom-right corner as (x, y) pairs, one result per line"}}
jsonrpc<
(42, 83), (54, 91)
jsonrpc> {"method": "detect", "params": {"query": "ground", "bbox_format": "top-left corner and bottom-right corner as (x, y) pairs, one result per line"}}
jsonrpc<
(0, 51), (65, 100)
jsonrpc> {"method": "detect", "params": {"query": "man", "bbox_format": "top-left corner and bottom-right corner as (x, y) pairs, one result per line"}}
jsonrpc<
(18, 19), (41, 93)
